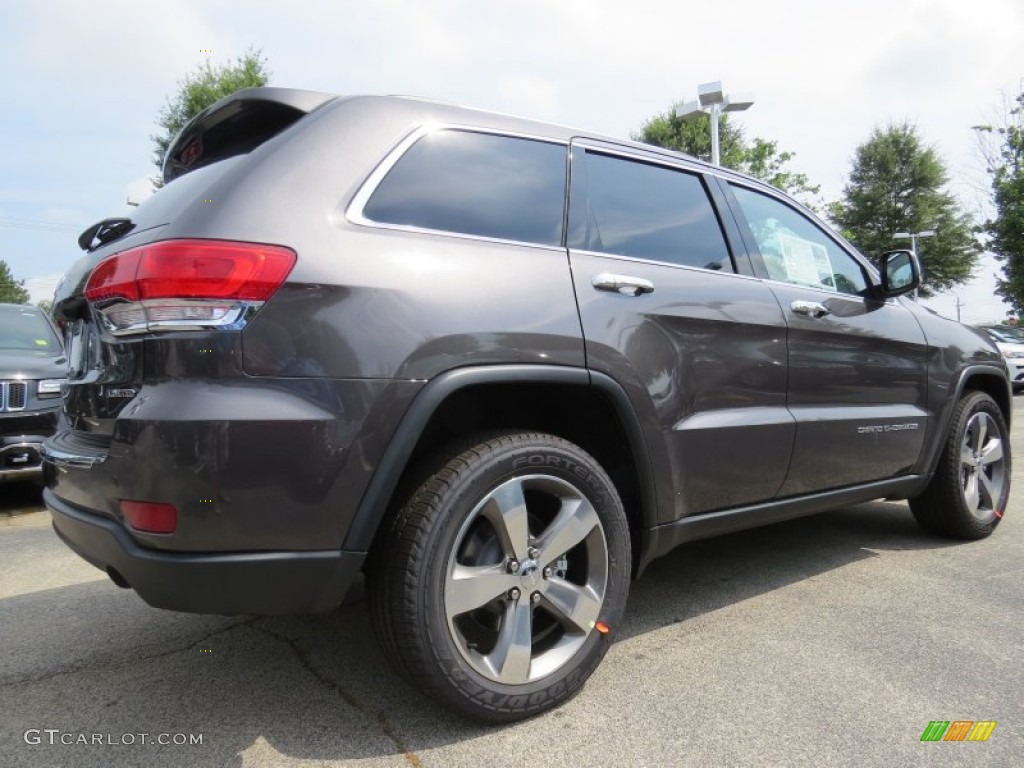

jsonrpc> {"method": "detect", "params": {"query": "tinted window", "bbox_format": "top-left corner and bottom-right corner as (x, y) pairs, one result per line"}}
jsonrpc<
(731, 185), (867, 296)
(569, 151), (732, 271)
(363, 130), (566, 246)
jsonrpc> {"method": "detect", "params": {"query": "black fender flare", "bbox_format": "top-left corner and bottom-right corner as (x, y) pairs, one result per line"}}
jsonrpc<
(341, 365), (660, 553)
(916, 363), (1012, 486)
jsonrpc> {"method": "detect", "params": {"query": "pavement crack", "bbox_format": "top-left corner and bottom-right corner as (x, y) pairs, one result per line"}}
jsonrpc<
(251, 623), (423, 768)
(0, 617), (257, 689)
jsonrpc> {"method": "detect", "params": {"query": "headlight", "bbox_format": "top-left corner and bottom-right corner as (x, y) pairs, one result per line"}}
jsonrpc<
(1003, 350), (1024, 360)
(37, 378), (67, 396)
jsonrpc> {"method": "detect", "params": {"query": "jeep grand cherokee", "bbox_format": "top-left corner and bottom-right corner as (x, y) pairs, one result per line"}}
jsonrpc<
(1, 303), (65, 482)
(44, 87), (1012, 722)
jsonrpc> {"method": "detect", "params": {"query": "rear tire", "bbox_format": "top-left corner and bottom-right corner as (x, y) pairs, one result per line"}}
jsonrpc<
(367, 431), (631, 722)
(909, 391), (1010, 539)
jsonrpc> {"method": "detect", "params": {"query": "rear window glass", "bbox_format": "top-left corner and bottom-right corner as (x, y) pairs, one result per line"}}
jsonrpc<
(363, 130), (567, 246)
(0, 307), (60, 352)
(164, 101), (305, 183)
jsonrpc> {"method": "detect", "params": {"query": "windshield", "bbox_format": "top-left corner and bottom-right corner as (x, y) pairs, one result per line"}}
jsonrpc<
(0, 306), (61, 352)
(983, 326), (1024, 344)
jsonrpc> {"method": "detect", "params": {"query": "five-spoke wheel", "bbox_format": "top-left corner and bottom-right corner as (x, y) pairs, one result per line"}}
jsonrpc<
(368, 432), (630, 722)
(911, 391), (1011, 538)
(444, 475), (608, 685)
(959, 410), (1007, 520)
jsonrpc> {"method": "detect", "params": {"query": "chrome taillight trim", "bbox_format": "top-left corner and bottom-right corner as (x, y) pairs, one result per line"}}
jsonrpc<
(93, 299), (265, 336)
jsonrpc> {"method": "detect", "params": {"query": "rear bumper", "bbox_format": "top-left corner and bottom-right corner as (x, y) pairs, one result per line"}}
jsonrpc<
(45, 488), (365, 615)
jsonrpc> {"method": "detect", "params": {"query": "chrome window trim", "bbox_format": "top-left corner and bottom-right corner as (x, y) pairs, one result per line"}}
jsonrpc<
(567, 139), (740, 274)
(756, 275), (898, 305)
(568, 248), (755, 281)
(345, 124), (570, 251)
(570, 137), (709, 176)
(570, 249), (899, 305)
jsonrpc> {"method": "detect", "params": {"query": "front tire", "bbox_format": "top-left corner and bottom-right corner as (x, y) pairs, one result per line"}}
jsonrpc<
(910, 391), (1010, 539)
(367, 431), (631, 722)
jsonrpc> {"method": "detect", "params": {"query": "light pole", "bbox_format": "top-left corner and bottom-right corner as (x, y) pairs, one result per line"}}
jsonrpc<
(893, 230), (935, 256)
(893, 230), (934, 300)
(674, 81), (755, 166)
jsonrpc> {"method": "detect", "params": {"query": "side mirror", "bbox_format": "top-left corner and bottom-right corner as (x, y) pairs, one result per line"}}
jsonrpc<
(878, 249), (920, 297)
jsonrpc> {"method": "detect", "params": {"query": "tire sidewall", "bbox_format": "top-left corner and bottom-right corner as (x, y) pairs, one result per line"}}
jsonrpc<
(416, 436), (631, 716)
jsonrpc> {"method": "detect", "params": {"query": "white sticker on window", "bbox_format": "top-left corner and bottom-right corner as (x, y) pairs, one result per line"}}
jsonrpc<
(777, 232), (825, 288)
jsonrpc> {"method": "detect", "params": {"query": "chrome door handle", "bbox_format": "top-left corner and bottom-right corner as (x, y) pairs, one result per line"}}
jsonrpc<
(592, 273), (655, 296)
(790, 300), (830, 318)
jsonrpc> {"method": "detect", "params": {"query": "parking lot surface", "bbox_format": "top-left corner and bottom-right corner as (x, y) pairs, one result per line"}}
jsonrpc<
(2, 399), (1022, 767)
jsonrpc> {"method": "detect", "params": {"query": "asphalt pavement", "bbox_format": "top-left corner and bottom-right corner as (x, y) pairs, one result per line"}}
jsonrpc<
(2, 399), (1022, 767)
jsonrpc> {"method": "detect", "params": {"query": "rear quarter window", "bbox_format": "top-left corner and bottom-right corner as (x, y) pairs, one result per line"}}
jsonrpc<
(362, 130), (567, 246)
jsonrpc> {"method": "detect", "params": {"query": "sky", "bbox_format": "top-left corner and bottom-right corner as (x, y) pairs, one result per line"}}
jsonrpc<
(1, 0), (1021, 323)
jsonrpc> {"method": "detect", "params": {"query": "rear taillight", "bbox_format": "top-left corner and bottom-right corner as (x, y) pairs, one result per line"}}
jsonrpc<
(84, 239), (296, 335)
(120, 500), (178, 534)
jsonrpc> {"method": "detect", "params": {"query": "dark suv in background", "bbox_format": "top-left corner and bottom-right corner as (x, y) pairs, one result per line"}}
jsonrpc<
(44, 88), (1012, 722)
(1, 303), (66, 483)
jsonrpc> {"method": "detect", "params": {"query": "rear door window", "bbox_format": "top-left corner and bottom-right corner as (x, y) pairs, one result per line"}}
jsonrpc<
(569, 150), (733, 272)
(362, 130), (567, 246)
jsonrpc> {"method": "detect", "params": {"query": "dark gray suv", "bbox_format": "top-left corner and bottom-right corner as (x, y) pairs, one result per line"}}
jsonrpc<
(1, 303), (66, 482)
(44, 87), (1012, 722)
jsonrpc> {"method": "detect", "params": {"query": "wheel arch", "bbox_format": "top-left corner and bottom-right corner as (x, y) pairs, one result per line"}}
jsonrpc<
(343, 365), (660, 572)
(958, 367), (1013, 428)
(918, 364), (1012, 484)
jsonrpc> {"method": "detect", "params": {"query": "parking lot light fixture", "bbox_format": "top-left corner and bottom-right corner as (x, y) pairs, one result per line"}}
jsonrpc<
(674, 81), (754, 166)
(893, 230), (935, 255)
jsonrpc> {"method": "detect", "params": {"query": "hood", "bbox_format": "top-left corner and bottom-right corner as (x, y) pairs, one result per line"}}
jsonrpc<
(994, 341), (1024, 358)
(0, 350), (68, 379)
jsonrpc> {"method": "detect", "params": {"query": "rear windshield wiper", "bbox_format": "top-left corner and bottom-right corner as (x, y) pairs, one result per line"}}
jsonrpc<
(78, 217), (135, 252)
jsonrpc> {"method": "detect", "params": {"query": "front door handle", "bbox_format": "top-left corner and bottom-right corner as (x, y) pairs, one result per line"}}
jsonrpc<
(790, 300), (830, 318)
(592, 273), (655, 296)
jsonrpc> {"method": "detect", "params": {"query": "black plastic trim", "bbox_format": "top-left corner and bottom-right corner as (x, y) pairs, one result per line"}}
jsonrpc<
(46, 489), (364, 615)
(637, 475), (924, 573)
(705, 175), (756, 276)
(342, 364), (661, 552)
(916, 364), (1013, 484)
(587, 370), (661, 531)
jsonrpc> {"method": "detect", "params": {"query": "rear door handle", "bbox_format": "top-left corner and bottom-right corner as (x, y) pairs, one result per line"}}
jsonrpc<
(790, 300), (830, 318)
(592, 273), (655, 296)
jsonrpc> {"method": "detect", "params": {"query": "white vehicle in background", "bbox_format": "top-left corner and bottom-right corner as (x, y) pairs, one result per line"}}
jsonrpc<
(977, 325), (1024, 393)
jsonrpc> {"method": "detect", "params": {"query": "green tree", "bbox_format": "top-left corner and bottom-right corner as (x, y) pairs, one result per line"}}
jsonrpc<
(36, 299), (54, 315)
(831, 122), (979, 296)
(976, 90), (1024, 314)
(635, 109), (747, 168)
(634, 106), (820, 203)
(0, 260), (30, 304)
(152, 48), (271, 174)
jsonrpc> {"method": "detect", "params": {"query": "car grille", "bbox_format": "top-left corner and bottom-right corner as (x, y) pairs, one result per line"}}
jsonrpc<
(1, 381), (28, 412)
